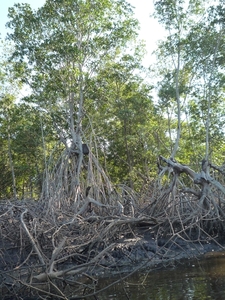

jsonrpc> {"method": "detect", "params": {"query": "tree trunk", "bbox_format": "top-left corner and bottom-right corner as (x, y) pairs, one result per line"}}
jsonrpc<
(7, 118), (17, 199)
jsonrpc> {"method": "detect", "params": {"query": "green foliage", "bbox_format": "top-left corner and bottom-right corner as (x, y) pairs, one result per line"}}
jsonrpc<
(6, 0), (163, 193)
(0, 40), (57, 199)
(0, 96), (55, 199)
(154, 0), (225, 165)
(85, 55), (168, 188)
(6, 0), (139, 97)
(3, 0), (225, 198)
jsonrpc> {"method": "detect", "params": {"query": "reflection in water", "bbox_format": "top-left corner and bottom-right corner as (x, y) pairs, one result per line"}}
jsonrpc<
(96, 252), (225, 300)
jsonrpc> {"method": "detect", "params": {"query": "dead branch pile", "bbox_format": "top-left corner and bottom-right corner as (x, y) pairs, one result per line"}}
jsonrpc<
(0, 197), (158, 299)
(1, 154), (225, 299)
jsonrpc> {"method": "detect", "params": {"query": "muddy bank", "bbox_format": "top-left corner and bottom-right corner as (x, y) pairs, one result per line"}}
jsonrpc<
(1, 237), (224, 300)
(87, 231), (225, 278)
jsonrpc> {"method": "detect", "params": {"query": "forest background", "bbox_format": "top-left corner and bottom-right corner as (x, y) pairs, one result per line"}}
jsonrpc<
(0, 0), (225, 203)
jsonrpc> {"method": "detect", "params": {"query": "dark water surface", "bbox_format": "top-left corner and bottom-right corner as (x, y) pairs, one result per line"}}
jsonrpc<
(96, 252), (225, 300)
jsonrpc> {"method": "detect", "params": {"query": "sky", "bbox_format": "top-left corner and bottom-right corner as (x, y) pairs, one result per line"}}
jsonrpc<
(0, 0), (165, 67)
(128, 0), (165, 65)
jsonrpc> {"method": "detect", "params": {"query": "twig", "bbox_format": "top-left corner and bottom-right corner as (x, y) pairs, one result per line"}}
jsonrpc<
(49, 237), (67, 273)
(20, 209), (45, 266)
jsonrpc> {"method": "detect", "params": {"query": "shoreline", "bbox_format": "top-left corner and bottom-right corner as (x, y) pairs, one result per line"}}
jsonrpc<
(88, 235), (225, 278)
(1, 200), (225, 299)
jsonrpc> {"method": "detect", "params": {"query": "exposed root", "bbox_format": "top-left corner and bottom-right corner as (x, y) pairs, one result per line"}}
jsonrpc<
(1, 155), (225, 298)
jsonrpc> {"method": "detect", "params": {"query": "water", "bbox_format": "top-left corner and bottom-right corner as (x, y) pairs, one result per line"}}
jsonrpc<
(96, 252), (225, 300)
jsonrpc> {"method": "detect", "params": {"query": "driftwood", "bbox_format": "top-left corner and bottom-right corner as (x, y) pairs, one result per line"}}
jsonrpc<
(0, 195), (160, 297)
(159, 155), (225, 195)
(156, 156), (225, 226)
